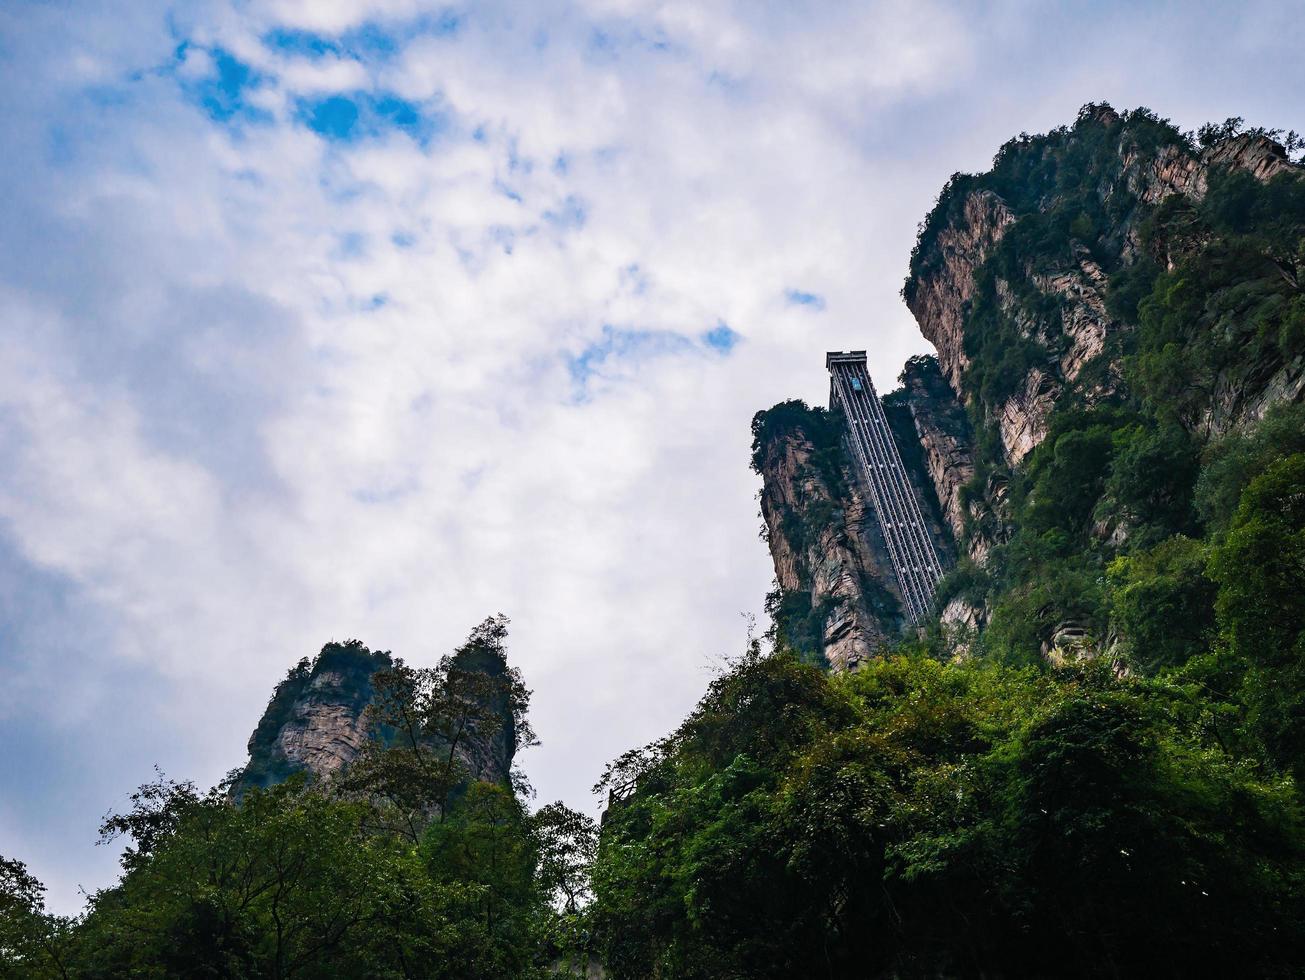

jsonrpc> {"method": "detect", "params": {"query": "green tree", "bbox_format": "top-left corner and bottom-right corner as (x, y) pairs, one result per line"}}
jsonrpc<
(341, 614), (536, 838)
(590, 650), (1305, 978)
(422, 782), (544, 977)
(74, 774), (494, 978)
(0, 856), (71, 980)
(1108, 535), (1216, 672)
(1210, 454), (1305, 778)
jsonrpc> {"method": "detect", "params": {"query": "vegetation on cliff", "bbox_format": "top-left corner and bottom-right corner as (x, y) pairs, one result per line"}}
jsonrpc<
(912, 107), (1305, 688)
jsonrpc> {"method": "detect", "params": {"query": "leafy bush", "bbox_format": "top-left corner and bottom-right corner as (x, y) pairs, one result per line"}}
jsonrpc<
(1107, 535), (1216, 672)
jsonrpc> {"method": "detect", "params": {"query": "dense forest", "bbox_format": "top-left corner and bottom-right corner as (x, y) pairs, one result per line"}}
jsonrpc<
(4, 106), (1305, 978)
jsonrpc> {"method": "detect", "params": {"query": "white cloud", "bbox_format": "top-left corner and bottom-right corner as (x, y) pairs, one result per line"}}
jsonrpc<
(3, 0), (1304, 915)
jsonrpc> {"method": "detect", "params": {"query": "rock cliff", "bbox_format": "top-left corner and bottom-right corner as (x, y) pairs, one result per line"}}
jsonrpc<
(904, 104), (1302, 469)
(757, 103), (1303, 666)
(752, 397), (952, 669)
(236, 638), (515, 796)
(895, 355), (978, 555)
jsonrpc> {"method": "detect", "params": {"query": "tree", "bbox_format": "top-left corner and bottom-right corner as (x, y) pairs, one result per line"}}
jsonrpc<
(422, 782), (544, 977)
(341, 615), (536, 839)
(589, 651), (1305, 978)
(0, 856), (70, 980)
(1108, 535), (1216, 672)
(1210, 454), (1305, 778)
(533, 803), (597, 916)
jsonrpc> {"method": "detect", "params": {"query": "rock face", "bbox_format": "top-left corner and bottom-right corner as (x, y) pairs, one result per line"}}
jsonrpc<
(906, 189), (1014, 396)
(238, 641), (387, 793)
(237, 639), (515, 795)
(897, 356), (977, 554)
(752, 397), (955, 670)
(904, 106), (1301, 467)
(756, 414), (900, 670)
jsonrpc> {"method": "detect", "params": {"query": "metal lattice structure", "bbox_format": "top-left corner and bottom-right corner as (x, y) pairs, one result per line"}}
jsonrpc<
(827, 351), (944, 623)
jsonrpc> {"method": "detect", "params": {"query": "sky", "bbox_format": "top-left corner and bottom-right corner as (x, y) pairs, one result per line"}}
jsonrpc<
(1, 0), (1302, 915)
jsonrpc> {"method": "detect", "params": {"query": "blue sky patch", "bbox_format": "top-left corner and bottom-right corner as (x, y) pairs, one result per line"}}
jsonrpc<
(566, 321), (738, 401)
(262, 11), (461, 63)
(702, 322), (741, 353)
(303, 95), (359, 138)
(294, 91), (441, 145)
(785, 288), (826, 310)
(262, 28), (339, 59)
(178, 46), (272, 128)
(568, 325), (693, 398)
(543, 195), (586, 231)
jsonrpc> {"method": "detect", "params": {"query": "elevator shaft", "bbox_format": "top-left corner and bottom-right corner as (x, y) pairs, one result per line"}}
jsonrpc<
(826, 351), (943, 623)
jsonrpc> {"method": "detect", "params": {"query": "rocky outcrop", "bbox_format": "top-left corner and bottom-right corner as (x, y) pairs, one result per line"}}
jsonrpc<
(236, 638), (515, 796)
(238, 641), (388, 793)
(1034, 246), (1119, 386)
(995, 367), (1059, 465)
(897, 356), (978, 552)
(908, 190), (1015, 395)
(753, 390), (964, 669)
(1206, 351), (1305, 438)
(1129, 131), (1297, 208)
(757, 417), (900, 670)
(905, 108), (1302, 465)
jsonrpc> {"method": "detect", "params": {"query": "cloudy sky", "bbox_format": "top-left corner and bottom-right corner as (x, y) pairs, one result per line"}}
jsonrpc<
(2, 0), (1302, 913)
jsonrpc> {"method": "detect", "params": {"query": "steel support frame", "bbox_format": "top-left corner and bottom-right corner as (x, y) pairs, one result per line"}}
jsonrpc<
(827, 352), (943, 623)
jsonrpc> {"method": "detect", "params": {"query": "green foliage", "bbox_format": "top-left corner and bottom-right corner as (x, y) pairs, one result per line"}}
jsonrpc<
(1107, 535), (1216, 672)
(979, 553), (1106, 666)
(1210, 454), (1305, 780)
(76, 777), (478, 978)
(532, 802), (597, 916)
(931, 557), (991, 611)
(1196, 401), (1305, 532)
(1023, 421), (1116, 534)
(340, 615), (535, 839)
(1105, 253), (1161, 322)
(590, 651), (1305, 978)
(749, 399), (844, 481)
(762, 587), (829, 664)
(1098, 420), (1202, 547)
(0, 856), (72, 979)
(422, 783), (544, 976)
